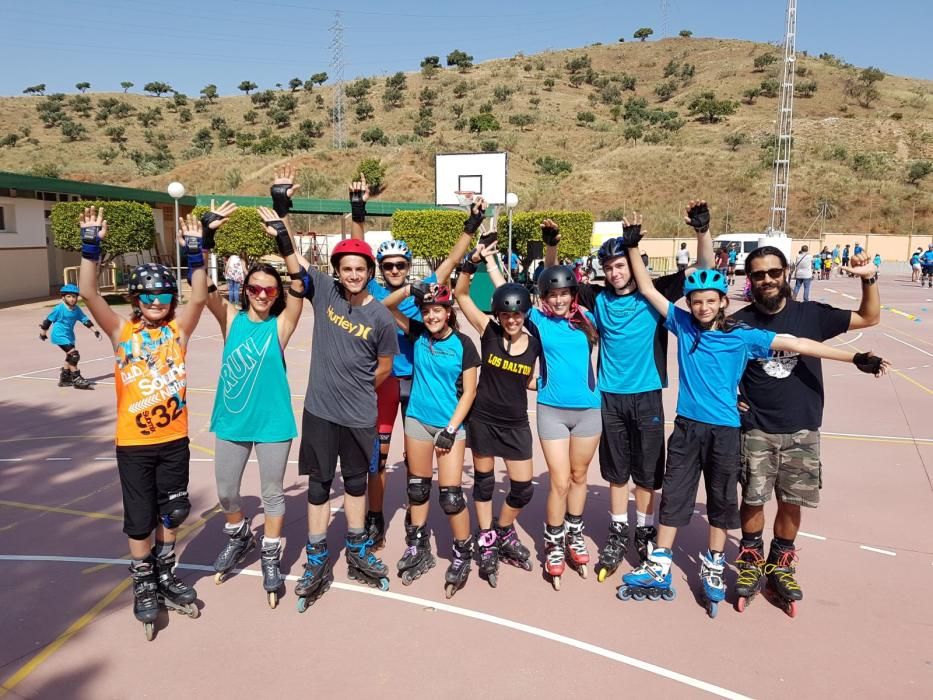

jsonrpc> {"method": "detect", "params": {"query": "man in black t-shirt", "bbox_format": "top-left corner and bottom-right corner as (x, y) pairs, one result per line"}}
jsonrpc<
(730, 244), (880, 606)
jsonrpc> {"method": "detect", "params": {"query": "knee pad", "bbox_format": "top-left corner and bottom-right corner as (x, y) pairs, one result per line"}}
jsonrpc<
(344, 472), (367, 498)
(66, 349), (80, 365)
(160, 501), (190, 530)
(307, 478), (333, 506)
(506, 479), (534, 510)
(472, 470), (495, 502)
(439, 486), (466, 515)
(407, 476), (432, 506)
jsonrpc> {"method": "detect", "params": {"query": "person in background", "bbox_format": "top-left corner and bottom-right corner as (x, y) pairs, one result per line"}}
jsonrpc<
(225, 253), (245, 304)
(676, 242), (690, 272)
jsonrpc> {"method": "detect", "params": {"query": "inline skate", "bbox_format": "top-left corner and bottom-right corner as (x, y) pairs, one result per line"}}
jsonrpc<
(397, 521), (435, 585)
(445, 536), (474, 598)
(346, 531), (390, 591)
(596, 521), (628, 583)
(213, 520), (255, 584)
(295, 540), (331, 613)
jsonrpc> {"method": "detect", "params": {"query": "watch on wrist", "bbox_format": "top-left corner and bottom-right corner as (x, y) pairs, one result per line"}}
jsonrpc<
(862, 274), (878, 285)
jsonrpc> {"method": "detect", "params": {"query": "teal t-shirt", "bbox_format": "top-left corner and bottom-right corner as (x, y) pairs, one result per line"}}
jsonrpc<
(528, 307), (600, 409)
(210, 312), (297, 442)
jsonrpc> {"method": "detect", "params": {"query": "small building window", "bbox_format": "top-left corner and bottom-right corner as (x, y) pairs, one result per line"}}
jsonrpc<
(0, 206), (6, 230)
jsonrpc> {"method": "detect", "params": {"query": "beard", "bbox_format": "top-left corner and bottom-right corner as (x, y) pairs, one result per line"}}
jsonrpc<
(751, 280), (792, 312)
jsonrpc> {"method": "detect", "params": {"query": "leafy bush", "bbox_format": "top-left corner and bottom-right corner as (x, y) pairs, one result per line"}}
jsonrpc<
(390, 210), (468, 268)
(356, 158), (387, 192)
(51, 200), (156, 265)
(469, 113), (500, 133)
(192, 206), (272, 265)
(534, 156), (573, 176)
(510, 210), (592, 261)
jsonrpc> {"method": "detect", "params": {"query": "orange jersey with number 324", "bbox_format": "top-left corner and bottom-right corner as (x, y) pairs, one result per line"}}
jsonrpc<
(114, 320), (188, 446)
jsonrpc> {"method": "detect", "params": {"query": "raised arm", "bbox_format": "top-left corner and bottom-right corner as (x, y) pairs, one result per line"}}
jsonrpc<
(484, 246), (508, 289)
(542, 218), (560, 268)
(770, 335), (889, 376)
(77, 206), (123, 343)
(382, 284), (413, 333)
(348, 173), (368, 241)
(258, 205), (305, 347)
(845, 252), (881, 330)
(683, 200), (714, 272)
(435, 197), (490, 284)
(454, 245), (492, 334)
(199, 202), (238, 337)
(624, 214), (669, 318)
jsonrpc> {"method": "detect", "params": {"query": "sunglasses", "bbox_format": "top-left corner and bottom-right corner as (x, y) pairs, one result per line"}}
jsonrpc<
(748, 268), (785, 282)
(138, 293), (175, 305)
(245, 284), (280, 298)
(381, 262), (409, 272)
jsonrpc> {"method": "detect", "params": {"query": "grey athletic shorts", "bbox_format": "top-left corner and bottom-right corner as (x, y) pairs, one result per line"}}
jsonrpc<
(404, 416), (466, 442)
(536, 405), (601, 440)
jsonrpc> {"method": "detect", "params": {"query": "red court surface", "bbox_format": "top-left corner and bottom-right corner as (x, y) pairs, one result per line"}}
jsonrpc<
(1, 272), (932, 699)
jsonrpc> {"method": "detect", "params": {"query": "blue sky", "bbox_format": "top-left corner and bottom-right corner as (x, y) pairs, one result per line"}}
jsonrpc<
(3, 0), (930, 95)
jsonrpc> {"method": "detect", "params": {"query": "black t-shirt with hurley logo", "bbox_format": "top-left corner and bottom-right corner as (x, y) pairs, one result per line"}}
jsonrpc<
(730, 299), (851, 433)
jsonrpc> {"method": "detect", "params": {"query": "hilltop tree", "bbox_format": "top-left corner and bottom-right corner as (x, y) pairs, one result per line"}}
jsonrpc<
(687, 91), (737, 123)
(421, 56), (440, 69)
(75, 82), (91, 93)
(447, 49), (474, 71)
(860, 67), (885, 86)
(907, 160), (933, 185)
(200, 84), (218, 103)
(143, 81), (172, 96)
(634, 27), (654, 41)
(469, 113), (500, 133)
(288, 77), (302, 92)
(120, 81), (134, 93)
(679, 29), (693, 38)
(742, 87), (761, 104)
(723, 132), (748, 151)
(508, 113), (534, 131)
(361, 127), (388, 146)
(238, 80), (258, 95)
(753, 53), (778, 71)
(23, 84), (46, 96)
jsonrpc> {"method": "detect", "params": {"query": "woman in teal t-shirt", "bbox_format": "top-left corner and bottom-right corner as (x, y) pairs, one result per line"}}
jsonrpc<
(206, 204), (305, 608)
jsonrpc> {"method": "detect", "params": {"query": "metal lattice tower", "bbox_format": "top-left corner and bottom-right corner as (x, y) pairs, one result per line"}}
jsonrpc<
(660, 0), (669, 38)
(330, 11), (346, 149)
(768, 0), (797, 236)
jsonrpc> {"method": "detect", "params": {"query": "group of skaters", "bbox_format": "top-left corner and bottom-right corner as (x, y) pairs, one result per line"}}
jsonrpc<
(65, 168), (891, 636)
(910, 244), (933, 286)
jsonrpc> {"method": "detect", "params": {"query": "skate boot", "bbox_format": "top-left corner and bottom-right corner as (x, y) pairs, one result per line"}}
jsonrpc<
(699, 549), (726, 618)
(213, 520), (255, 584)
(346, 531), (390, 591)
(130, 558), (160, 641)
(734, 539), (766, 613)
(495, 520), (532, 571)
(618, 546), (675, 602)
(634, 525), (657, 564)
(396, 521), (435, 585)
(295, 540), (331, 613)
(564, 516), (590, 579)
(365, 510), (386, 551)
(765, 542), (802, 618)
(260, 541), (284, 609)
(444, 535), (474, 599)
(476, 528), (499, 588)
(596, 521), (628, 583)
(154, 550), (199, 619)
(71, 370), (93, 389)
(543, 525), (566, 591)
(58, 367), (73, 387)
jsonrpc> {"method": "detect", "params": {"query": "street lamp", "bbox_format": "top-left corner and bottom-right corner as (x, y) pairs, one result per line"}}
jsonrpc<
(506, 192), (518, 282)
(167, 181), (185, 297)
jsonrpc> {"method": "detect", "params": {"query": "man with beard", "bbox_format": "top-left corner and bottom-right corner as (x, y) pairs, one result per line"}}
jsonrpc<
(730, 245), (880, 609)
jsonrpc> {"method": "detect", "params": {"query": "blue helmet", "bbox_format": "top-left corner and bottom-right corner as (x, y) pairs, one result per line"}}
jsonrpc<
(597, 237), (627, 266)
(376, 239), (412, 262)
(684, 268), (728, 296)
(60, 284), (79, 295)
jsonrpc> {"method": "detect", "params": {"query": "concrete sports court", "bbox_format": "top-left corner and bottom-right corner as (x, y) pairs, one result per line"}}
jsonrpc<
(1, 272), (931, 699)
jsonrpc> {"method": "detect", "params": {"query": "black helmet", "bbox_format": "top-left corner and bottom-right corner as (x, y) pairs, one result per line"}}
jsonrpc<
(492, 283), (532, 315)
(537, 265), (577, 296)
(128, 263), (177, 295)
(597, 237), (626, 266)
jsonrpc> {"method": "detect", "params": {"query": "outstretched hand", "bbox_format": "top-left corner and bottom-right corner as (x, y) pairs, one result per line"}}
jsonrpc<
(257, 206), (286, 237)
(621, 212), (643, 248)
(684, 200), (710, 233)
(80, 206), (108, 240)
(273, 165), (301, 199)
(541, 218), (560, 246)
(349, 173), (369, 203)
(204, 199), (237, 228)
(853, 352), (890, 377)
(177, 213), (203, 246)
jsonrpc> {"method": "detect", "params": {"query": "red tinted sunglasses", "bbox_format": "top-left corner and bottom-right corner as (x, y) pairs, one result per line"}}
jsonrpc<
(245, 284), (280, 298)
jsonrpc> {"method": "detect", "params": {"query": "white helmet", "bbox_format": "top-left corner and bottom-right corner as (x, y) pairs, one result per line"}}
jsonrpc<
(376, 239), (412, 262)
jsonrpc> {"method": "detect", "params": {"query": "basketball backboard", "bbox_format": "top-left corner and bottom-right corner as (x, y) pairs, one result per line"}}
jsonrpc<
(435, 152), (507, 207)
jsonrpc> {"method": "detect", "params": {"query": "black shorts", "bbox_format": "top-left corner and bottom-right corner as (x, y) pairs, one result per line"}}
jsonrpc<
(298, 410), (374, 483)
(399, 376), (412, 418)
(466, 418), (533, 461)
(659, 417), (741, 530)
(116, 437), (191, 539)
(57, 343), (75, 354)
(599, 390), (665, 490)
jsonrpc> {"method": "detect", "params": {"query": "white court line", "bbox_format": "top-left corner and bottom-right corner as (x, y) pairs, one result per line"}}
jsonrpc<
(841, 293), (857, 300)
(0, 554), (752, 700)
(821, 430), (933, 444)
(45, 458), (71, 461)
(831, 332), (862, 347)
(883, 333), (933, 359)
(797, 531), (827, 541)
(824, 288), (838, 294)
(0, 459), (23, 462)
(859, 545), (896, 557)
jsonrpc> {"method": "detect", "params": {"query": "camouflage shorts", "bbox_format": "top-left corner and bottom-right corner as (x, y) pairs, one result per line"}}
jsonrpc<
(740, 429), (822, 508)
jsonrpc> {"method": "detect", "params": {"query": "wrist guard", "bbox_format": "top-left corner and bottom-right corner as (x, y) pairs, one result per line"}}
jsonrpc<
(541, 224), (559, 247)
(478, 230), (498, 248)
(434, 428), (457, 451)
(292, 266), (312, 299)
(461, 254), (478, 275)
(350, 191), (367, 223)
(621, 223), (643, 248)
(200, 211), (224, 250)
(185, 235), (205, 269)
(269, 220), (295, 257)
(464, 205), (485, 234)
(686, 203), (710, 233)
(270, 184), (293, 218)
(81, 226), (102, 261)
(853, 352), (884, 376)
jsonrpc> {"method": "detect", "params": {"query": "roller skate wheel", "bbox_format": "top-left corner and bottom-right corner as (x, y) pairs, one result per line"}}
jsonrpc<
(401, 571), (413, 585)
(377, 577), (390, 592)
(616, 586), (632, 601)
(214, 572), (225, 585)
(186, 603), (200, 619)
(632, 588), (647, 601)
(647, 588), (661, 601)
(707, 600), (718, 619)
(296, 596), (309, 614)
(144, 622), (155, 641)
(786, 600), (798, 618)
(578, 565), (588, 579)
(445, 583), (456, 599)
(488, 573), (498, 588)
(661, 587), (676, 601)
(597, 567), (608, 583)
(520, 559), (533, 572)
(551, 576), (561, 591)
(268, 592), (278, 609)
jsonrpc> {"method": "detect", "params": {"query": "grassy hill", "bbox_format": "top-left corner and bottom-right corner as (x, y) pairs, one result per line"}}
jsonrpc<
(1, 37), (932, 235)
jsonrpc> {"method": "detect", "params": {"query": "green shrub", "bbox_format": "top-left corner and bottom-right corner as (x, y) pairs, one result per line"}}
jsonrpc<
(51, 200), (156, 265)
(509, 210), (592, 261)
(192, 206), (273, 265)
(534, 155), (573, 176)
(390, 210), (468, 269)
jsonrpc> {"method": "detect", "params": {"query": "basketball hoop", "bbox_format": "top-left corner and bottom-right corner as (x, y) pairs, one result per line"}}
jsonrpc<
(454, 191), (476, 209)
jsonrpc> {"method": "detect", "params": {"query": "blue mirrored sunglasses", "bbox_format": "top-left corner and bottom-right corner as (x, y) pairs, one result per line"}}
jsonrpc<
(138, 293), (175, 305)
